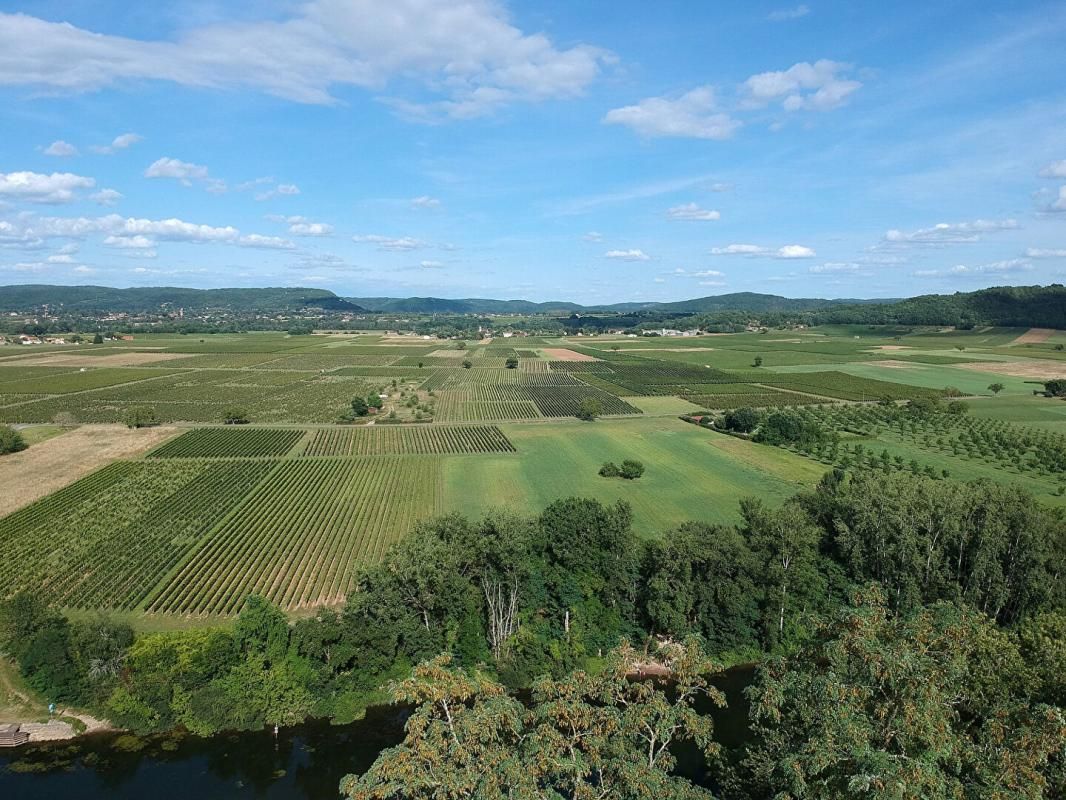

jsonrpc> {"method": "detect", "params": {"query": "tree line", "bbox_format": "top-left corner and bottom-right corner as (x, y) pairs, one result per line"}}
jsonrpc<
(1, 472), (1064, 796)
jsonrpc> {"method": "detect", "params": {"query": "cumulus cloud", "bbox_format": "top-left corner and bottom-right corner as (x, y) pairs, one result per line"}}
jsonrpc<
(410, 195), (441, 209)
(43, 140), (78, 157)
(710, 243), (815, 258)
(144, 157), (211, 186)
(666, 202), (720, 221)
(882, 218), (1020, 245)
(767, 5), (810, 21)
(90, 133), (142, 154)
(604, 87), (741, 140)
(913, 259), (1033, 278)
(353, 234), (426, 251)
(289, 221), (333, 236)
(743, 60), (861, 111)
(90, 188), (123, 206)
(1026, 247), (1066, 258)
(604, 249), (651, 261)
(0, 3), (611, 118)
(255, 183), (301, 201)
(1038, 160), (1066, 179)
(1040, 186), (1066, 212)
(237, 234), (297, 249)
(104, 234), (155, 249)
(0, 171), (94, 203)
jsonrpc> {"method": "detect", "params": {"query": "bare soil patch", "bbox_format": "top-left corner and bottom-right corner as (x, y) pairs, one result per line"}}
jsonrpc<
(8, 351), (192, 367)
(0, 424), (179, 516)
(1011, 328), (1055, 345)
(428, 349), (467, 358)
(542, 348), (601, 361)
(870, 345), (912, 351)
(868, 360), (920, 369)
(957, 360), (1066, 380)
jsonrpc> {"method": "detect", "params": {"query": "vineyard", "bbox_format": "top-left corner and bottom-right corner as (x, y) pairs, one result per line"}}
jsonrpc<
(0, 460), (275, 610)
(303, 425), (515, 456)
(148, 428), (305, 459)
(146, 456), (441, 614)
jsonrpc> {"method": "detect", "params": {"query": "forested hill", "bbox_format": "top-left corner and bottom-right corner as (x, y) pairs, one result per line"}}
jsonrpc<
(0, 285), (363, 313)
(348, 296), (586, 313)
(819, 284), (1066, 328)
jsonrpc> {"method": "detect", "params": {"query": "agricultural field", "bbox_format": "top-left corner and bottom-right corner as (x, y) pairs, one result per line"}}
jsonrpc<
(2, 324), (1066, 621)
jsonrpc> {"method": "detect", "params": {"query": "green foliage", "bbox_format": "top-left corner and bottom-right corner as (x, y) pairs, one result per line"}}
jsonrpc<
(222, 406), (250, 424)
(1045, 378), (1066, 397)
(575, 396), (602, 421)
(619, 459), (645, 479)
(988, 382), (1005, 395)
(286, 324), (314, 335)
(739, 586), (1066, 800)
(462, 359), (472, 369)
(505, 356), (518, 369)
(341, 640), (722, 800)
(350, 396), (369, 416)
(599, 460), (620, 477)
(0, 423), (27, 454)
(122, 405), (158, 429)
(366, 393), (383, 410)
(723, 406), (761, 433)
(92, 333), (104, 344)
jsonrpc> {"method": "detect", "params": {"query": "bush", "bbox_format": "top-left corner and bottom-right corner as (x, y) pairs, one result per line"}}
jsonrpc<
(576, 398), (602, 421)
(350, 397), (369, 417)
(223, 407), (250, 425)
(619, 460), (645, 479)
(723, 407), (760, 433)
(505, 357), (519, 369)
(946, 400), (969, 415)
(462, 360), (473, 369)
(0, 424), (27, 455)
(122, 406), (158, 429)
(599, 461), (620, 477)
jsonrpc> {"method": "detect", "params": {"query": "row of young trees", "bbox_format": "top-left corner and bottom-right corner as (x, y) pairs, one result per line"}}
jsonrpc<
(1, 473), (1064, 795)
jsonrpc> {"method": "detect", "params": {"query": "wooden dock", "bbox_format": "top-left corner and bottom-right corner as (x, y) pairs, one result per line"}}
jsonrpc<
(0, 723), (30, 747)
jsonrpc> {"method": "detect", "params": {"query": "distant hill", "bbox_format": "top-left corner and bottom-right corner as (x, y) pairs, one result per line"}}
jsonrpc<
(0, 285), (363, 313)
(348, 292), (891, 315)
(820, 285), (1066, 328)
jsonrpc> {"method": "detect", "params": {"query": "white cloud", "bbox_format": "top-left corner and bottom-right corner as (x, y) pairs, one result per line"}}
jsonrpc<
(353, 234), (426, 251)
(46, 253), (75, 263)
(255, 183), (301, 201)
(698, 279), (727, 287)
(0, 3), (611, 118)
(419, 260), (444, 268)
(604, 87), (741, 140)
(72, 265), (95, 274)
(913, 259), (1033, 278)
(666, 202), (720, 221)
(238, 234), (297, 250)
(1038, 160), (1066, 179)
(767, 5), (810, 21)
(289, 221), (333, 236)
(883, 218), (1020, 245)
(104, 234), (155, 249)
(0, 171), (94, 203)
(90, 188), (123, 206)
(809, 262), (865, 274)
(743, 60), (861, 111)
(710, 243), (815, 258)
(604, 249), (651, 261)
(43, 140), (78, 157)
(582, 231), (603, 242)
(411, 195), (440, 209)
(1042, 186), (1066, 212)
(91, 133), (142, 154)
(144, 157), (210, 186)
(1026, 247), (1066, 258)
(690, 269), (725, 277)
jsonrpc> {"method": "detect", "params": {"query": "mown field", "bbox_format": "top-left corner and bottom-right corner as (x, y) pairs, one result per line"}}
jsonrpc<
(2, 324), (1065, 619)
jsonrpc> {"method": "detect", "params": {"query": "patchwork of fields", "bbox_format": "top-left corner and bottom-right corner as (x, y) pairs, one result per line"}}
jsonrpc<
(2, 325), (1065, 620)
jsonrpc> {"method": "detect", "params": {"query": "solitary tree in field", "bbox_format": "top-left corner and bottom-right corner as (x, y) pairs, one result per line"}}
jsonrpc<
(988, 382), (1005, 395)
(456, 341), (467, 350)
(462, 359), (473, 369)
(505, 356), (518, 369)
(350, 397), (369, 417)
(92, 333), (104, 344)
(576, 397), (602, 421)
(223, 407), (250, 424)
(752, 355), (763, 367)
(0, 424), (27, 455)
(123, 406), (158, 429)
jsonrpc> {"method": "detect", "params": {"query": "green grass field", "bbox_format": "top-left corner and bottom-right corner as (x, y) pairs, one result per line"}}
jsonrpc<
(3, 324), (1065, 620)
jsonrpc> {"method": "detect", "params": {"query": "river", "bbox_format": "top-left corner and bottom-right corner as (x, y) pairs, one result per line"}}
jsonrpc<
(0, 667), (753, 799)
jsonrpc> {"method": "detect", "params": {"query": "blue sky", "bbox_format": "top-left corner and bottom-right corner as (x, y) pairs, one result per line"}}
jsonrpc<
(1, 0), (1065, 303)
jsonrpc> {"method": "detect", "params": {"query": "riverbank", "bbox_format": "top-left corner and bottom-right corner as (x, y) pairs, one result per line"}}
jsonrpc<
(0, 659), (114, 744)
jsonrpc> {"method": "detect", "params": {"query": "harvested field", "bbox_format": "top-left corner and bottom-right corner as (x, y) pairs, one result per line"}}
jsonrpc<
(869, 345), (912, 351)
(8, 351), (194, 367)
(1011, 328), (1055, 345)
(957, 360), (1066, 380)
(542, 348), (600, 362)
(0, 424), (179, 516)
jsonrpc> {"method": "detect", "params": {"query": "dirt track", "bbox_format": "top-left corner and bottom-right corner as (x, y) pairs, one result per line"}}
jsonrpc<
(0, 424), (179, 516)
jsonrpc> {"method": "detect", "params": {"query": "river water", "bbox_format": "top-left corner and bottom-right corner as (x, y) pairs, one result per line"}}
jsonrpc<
(0, 668), (753, 799)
